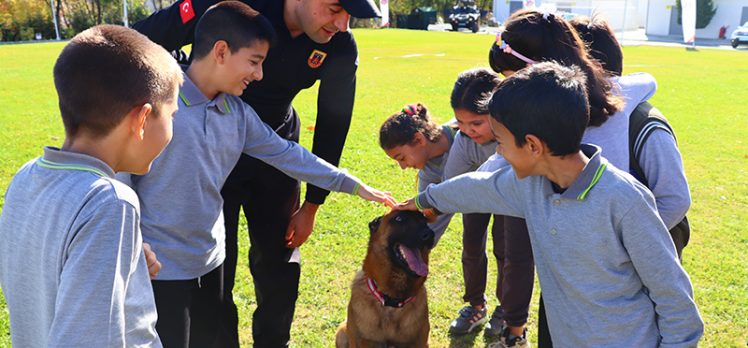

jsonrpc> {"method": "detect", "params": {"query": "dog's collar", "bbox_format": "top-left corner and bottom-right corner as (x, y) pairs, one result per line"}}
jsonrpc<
(366, 277), (415, 308)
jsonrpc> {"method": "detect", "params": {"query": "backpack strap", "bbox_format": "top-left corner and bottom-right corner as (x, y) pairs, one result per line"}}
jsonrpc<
(628, 102), (676, 187)
(627, 102), (689, 259)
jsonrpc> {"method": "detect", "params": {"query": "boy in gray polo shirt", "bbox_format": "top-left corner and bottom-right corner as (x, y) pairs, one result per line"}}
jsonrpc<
(396, 62), (703, 347)
(118, 2), (394, 346)
(0, 25), (183, 347)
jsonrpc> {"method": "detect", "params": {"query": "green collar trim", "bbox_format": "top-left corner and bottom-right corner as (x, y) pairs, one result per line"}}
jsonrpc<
(179, 91), (191, 106)
(577, 163), (607, 201)
(222, 97), (231, 113)
(37, 158), (108, 177)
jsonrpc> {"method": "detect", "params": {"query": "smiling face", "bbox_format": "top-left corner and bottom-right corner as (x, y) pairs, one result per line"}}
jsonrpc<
(383, 138), (431, 170)
(454, 108), (494, 145)
(294, 0), (351, 43)
(218, 40), (269, 96)
(489, 116), (536, 178)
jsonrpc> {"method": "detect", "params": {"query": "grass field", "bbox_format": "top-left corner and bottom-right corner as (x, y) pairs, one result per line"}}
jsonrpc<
(1, 29), (747, 347)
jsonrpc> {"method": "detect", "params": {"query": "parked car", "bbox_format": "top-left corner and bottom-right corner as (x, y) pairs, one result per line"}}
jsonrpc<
(448, 0), (480, 33)
(731, 21), (748, 48)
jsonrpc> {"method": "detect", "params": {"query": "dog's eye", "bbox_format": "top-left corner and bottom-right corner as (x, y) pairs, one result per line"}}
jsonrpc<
(394, 215), (405, 223)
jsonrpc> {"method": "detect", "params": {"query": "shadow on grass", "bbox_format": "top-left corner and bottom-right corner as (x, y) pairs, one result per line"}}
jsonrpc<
(447, 326), (501, 348)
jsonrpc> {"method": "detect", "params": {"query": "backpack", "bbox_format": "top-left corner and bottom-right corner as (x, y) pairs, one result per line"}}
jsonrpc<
(628, 102), (690, 261)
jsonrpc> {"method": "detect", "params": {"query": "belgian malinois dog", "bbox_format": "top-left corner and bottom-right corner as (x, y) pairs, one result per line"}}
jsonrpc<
(336, 210), (435, 347)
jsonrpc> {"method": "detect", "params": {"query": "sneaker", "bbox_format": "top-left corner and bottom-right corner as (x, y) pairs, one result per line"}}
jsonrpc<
(448, 305), (488, 335)
(483, 306), (505, 338)
(499, 327), (530, 348)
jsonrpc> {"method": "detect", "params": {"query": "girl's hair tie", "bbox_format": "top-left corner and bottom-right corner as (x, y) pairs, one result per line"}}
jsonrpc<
(495, 31), (537, 65)
(402, 104), (418, 116)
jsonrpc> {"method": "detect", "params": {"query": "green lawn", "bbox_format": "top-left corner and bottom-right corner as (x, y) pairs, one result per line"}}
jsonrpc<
(1, 29), (746, 347)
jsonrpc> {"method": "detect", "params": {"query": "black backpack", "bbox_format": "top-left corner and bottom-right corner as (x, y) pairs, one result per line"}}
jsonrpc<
(628, 102), (690, 261)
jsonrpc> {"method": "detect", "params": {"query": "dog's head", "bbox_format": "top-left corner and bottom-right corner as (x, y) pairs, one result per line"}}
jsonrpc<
(366, 210), (434, 279)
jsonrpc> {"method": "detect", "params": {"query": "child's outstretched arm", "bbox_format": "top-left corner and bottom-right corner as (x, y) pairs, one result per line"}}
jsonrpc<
(396, 169), (523, 218)
(355, 182), (396, 207)
(284, 183), (395, 248)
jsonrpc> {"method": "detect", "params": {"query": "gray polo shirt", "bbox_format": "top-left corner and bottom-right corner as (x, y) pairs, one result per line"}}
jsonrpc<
(0, 147), (161, 347)
(126, 73), (360, 280)
(415, 144), (703, 347)
(442, 131), (498, 179)
(417, 125), (456, 240)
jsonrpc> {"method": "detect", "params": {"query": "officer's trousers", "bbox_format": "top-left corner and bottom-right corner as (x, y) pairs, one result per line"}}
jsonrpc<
(221, 111), (301, 348)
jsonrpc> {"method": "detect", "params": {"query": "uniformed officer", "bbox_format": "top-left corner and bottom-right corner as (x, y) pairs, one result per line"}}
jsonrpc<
(133, 0), (381, 347)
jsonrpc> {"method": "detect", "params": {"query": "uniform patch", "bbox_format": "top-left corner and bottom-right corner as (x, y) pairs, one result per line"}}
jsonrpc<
(179, 0), (195, 24)
(307, 49), (327, 69)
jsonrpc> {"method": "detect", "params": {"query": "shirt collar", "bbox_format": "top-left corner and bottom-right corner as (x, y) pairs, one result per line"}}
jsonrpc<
(178, 71), (233, 114)
(39, 146), (115, 178)
(558, 144), (608, 201)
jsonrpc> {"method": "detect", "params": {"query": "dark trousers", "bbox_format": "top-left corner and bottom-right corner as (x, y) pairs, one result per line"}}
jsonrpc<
(537, 295), (553, 347)
(461, 213), (534, 326)
(221, 113), (301, 348)
(152, 263), (226, 348)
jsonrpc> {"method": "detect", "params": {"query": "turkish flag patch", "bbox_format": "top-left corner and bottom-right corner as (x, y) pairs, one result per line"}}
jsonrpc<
(179, 0), (195, 24)
(307, 49), (327, 69)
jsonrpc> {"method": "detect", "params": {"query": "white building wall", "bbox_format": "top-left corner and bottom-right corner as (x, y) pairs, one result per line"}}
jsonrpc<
(646, 0), (747, 38)
(646, 0), (675, 35)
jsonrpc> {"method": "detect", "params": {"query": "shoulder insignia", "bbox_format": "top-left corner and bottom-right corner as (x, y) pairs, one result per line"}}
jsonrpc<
(179, 0), (195, 24)
(307, 49), (327, 69)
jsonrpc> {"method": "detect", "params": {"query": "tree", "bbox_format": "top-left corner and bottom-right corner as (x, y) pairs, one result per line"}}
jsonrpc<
(676, 0), (717, 29)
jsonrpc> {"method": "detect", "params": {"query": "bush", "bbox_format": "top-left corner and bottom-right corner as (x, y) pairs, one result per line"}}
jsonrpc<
(68, 7), (96, 36)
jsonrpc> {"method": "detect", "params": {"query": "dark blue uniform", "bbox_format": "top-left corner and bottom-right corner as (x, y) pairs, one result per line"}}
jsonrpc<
(134, 0), (358, 346)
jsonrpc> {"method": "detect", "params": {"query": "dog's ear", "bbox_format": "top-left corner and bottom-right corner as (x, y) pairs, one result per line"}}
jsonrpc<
(368, 216), (382, 234)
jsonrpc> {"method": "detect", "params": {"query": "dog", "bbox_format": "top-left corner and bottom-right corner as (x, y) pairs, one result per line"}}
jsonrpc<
(336, 210), (435, 347)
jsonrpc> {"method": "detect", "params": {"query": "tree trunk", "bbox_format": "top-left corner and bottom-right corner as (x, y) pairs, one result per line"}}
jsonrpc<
(96, 0), (102, 24)
(55, 0), (63, 33)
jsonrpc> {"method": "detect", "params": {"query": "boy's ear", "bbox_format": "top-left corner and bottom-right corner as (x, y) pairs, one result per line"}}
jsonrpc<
(129, 103), (153, 141)
(213, 40), (229, 64)
(524, 134), (545, 156)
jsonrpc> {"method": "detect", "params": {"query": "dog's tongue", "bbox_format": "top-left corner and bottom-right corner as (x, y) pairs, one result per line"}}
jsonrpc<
(399, 245), (428, 277)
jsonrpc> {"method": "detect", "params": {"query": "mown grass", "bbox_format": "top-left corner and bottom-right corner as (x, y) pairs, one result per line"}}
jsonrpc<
(1, 29), (746, 347)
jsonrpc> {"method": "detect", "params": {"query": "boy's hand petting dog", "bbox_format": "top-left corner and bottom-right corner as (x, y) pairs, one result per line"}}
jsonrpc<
(393, 198), (418, 211)
(143, 243), (161, 279)
(357, 183), (397, 208)
(393, 199), (437, 223)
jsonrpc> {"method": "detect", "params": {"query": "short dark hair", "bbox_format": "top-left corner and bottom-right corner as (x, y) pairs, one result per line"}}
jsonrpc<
(488, 9), (621, 127)
(379, 103), (442, 150)
(489, 61), (590, 156)
(569, 15), (623, 76)
(53, 24), (182, 139)
(450, 68), (501, 115)
(192, 1), (275, 60)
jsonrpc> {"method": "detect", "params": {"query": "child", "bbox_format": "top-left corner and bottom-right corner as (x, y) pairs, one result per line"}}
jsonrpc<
(379, 102), (458, 242)
(443, 69), (533, 347)
(119, 2), (393, 346)
(396, 61), (703, 347)
(0, 25), (183, 347)
(487, 10), (658, 344)
(570, 15), (691, 255)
